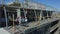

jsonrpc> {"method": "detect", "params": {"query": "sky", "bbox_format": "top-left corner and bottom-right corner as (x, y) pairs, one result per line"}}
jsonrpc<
(0, 0), (60, 11)
(34, 0), (60, 11)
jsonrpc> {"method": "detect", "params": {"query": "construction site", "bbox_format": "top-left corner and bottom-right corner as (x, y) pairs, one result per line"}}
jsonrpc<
(0, 0), (60, 34)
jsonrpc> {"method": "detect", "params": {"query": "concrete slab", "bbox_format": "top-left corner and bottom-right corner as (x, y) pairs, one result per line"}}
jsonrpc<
(0, 28), (10, 34)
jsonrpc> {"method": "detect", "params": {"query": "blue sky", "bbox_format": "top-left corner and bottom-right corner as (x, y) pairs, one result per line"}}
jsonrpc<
(0, 0), (60, 11)
(34, 0), (60, 11)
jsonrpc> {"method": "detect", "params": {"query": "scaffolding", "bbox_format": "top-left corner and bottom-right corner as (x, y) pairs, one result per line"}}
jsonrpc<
(0, 0), (59, 34)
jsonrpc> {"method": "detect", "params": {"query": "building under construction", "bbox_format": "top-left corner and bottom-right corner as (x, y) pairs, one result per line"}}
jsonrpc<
(0, 0), (60, 34)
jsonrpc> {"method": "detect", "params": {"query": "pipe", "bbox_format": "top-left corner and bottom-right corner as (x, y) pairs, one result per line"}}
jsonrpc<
(4, 7), (8, 28)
